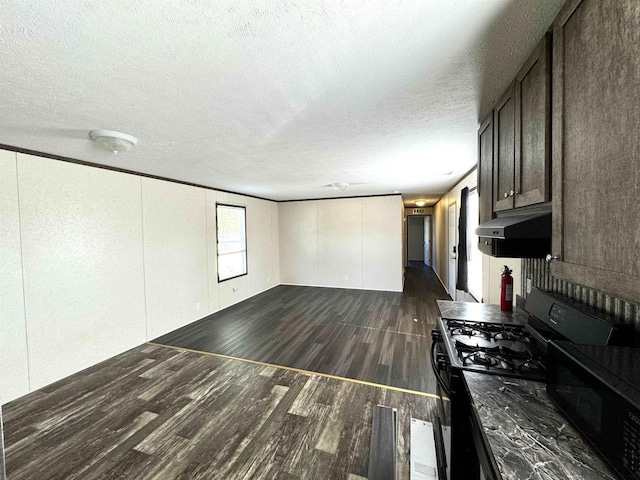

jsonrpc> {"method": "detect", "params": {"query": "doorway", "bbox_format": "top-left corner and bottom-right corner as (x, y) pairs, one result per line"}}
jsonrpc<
(407, 215), (431, 266)
(408, 216), (424, 262)
(448, 203), (457, 299)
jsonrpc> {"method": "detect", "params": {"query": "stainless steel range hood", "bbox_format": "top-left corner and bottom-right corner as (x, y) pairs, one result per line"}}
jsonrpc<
(476, 211), (551, 240)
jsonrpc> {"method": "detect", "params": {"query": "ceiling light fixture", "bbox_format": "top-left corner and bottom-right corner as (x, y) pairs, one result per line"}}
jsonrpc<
(89, 130), (138, 155)
(331, 183), (349, 193)
(415, 200), (426, 207)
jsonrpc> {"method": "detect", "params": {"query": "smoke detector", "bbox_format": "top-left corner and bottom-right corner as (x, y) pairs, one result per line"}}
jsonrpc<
(89, 130), (138, 154)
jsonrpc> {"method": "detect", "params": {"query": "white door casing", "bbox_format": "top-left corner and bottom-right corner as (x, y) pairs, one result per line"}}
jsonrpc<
(424, 216), (430, 266)
(448, 203), (457, 299)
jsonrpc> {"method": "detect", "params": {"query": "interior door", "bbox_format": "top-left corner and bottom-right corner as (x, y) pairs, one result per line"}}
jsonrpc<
(408, 216), (425, 262)
(448, 203), (457, 299)
(424, 216), (431, 266)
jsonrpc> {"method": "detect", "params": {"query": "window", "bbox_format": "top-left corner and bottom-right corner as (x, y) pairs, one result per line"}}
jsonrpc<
(216, 204), (247, 282)
(466, 189), (483, 300)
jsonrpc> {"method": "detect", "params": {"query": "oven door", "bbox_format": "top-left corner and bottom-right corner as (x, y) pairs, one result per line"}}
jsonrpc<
(431, 330), (452, 480)
(432, 327), (485, 480)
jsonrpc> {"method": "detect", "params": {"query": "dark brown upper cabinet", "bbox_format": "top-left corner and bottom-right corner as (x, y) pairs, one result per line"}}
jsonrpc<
(514, 33), (551, 208)
(550, 0), (640, 303)
(491, 34), (551, 214)
(477, 112), (494, 255)
(492, 84), (516, 212)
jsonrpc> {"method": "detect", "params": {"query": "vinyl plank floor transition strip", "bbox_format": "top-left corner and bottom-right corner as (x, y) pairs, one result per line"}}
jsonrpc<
(147, 342), (448, 401)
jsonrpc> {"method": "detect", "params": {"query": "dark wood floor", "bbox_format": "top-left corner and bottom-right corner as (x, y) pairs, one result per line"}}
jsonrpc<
(4, 344), (439, 480)
(155, 262), (450, 394)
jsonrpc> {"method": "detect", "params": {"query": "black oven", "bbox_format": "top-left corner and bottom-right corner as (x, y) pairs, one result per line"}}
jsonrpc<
(431, 329), (484, 480)
(430, 289), (627, 480)
(547, 341), (640, 480)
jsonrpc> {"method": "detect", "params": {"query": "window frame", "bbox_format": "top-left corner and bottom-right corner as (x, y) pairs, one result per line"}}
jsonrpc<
(215, 203), (248, 283)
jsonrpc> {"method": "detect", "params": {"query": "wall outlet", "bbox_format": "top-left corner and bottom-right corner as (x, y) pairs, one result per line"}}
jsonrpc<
(267, 277), (270, 284)
(344, 275), (348, 280)
(233, 287), (239, 292)
(526, 278), (532, 294)
(196, 302), (201, 310)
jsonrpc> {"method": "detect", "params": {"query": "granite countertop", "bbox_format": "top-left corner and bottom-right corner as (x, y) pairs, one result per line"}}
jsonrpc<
(436, 300), (529, 325)
(464, 372), (618, 480)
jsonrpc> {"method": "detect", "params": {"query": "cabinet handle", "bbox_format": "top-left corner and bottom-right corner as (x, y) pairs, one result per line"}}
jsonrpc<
(545, 254), (560, 264)
(484, 241), (491, 246)
(504, 192), (509, 198)
(509, 190), (515, 197)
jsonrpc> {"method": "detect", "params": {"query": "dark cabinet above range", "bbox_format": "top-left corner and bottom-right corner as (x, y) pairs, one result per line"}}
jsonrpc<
(492, 34), (551, 214)
(477, 33), (552, 257)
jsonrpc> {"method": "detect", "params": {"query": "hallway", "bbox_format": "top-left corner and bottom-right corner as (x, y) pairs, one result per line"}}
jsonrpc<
(155, 262), (451, 394)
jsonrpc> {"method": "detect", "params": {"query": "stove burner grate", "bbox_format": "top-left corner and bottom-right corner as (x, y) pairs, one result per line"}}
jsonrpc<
(454, 340), (545, 373)
(446, 320), (532, 343)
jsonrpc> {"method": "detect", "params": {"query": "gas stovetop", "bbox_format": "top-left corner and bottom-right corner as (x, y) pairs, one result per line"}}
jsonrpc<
(437, 318), (547, 381)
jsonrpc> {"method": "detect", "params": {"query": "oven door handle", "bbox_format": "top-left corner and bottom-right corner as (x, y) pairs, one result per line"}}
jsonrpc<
(433, 416), (448, 480)
(430, 339), (452, 398)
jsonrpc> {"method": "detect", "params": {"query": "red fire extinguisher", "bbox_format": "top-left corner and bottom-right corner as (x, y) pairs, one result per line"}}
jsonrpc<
(500, 265), (513, 312)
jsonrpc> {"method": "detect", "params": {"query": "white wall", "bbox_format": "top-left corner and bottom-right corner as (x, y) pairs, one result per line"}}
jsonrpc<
(279, 195), (403, 292)
(362, 196), (403, 291)
(18, 154), (147, 391)
(433, 168), (521, 304)
(318, 198), (363, 288)
(279, 201), (319, 286)
(0, 151), (29, 403)
(1, 150), (280, 404)
(142, 178), (209, 339)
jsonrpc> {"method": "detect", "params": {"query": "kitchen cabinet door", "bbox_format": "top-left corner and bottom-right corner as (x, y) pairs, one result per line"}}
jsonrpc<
(514, 34), (551, 208)
(492, 85), (515, 212)
(551, 0), (640, 302)
(477, 112), (494, 255)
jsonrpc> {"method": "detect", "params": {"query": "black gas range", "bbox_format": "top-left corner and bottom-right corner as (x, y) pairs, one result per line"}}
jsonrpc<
(436, 318), (545, 381)
(430, 288), (627, 480)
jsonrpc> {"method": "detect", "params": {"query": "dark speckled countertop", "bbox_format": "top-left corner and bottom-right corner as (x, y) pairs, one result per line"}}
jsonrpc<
(464, 372), (618, 479)
(436, 301), (618, 479)
(436, 300), (529, 325)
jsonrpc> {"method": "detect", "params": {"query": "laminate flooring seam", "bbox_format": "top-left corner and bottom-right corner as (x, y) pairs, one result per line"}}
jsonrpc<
(147, 341), (449, 401)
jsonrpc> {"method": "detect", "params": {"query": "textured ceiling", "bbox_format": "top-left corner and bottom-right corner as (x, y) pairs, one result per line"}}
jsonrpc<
(0, 0), (564, 201)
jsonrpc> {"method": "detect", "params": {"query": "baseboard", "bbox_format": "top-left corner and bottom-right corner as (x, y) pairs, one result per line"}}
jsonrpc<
(279, 282), (402, 293)
(433, 270), (452, 300)
(213, 284), (281, 313)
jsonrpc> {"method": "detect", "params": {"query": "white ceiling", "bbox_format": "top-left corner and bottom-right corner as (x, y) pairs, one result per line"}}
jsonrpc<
(1, 0), (564, 201)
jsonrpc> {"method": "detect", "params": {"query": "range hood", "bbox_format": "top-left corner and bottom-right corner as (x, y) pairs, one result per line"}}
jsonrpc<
(476, 211), (551, 240)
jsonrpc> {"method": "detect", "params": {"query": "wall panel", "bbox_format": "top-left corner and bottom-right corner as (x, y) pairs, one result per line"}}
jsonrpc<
(17, 154), (146, 390)
(205, 190), (219, 313)
(279, 201), (319, 285)
(362, 196), (403, 291)
(0, 151), (29, 402)
(318, 198), (363, 289)
(247, 198), (277, 297)
(142, 178), (208, 339)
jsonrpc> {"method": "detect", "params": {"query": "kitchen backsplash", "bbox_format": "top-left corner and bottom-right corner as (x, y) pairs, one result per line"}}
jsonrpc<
(521, 258), (640, 341)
